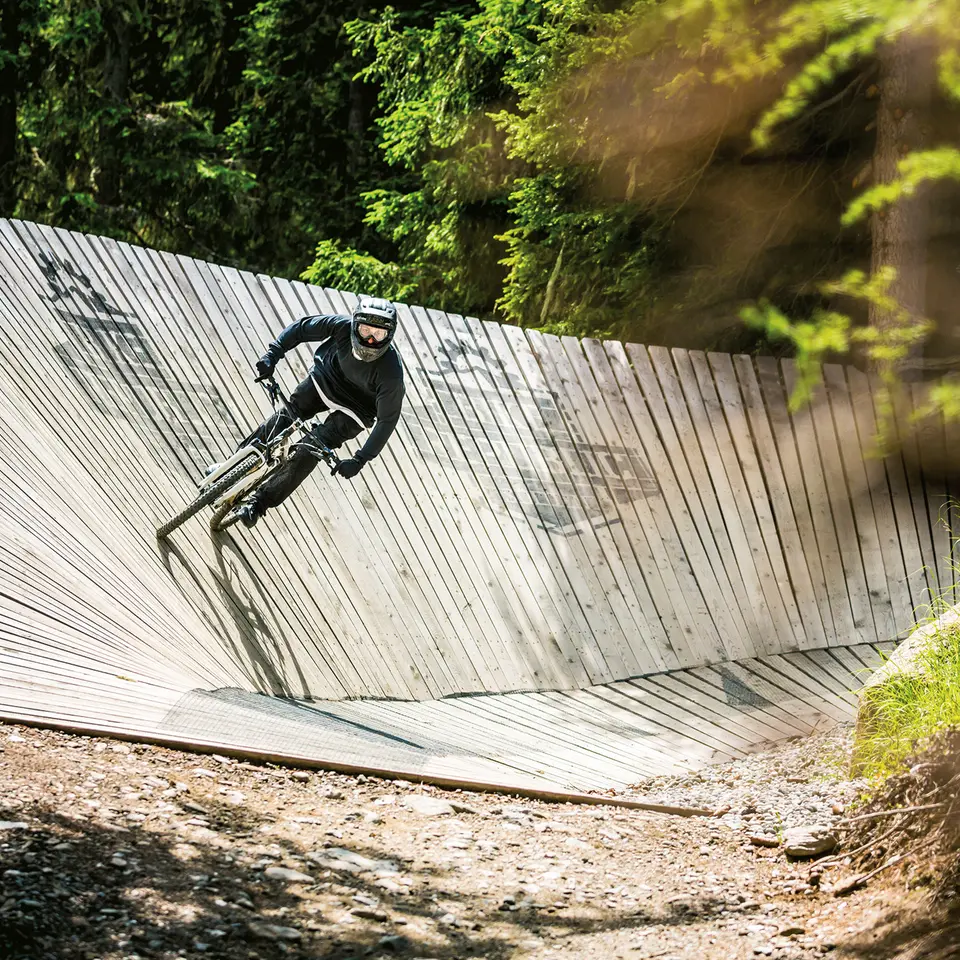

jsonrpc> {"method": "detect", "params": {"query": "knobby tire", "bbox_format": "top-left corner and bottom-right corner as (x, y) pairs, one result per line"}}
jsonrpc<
(209, 499), (245, 533)
(156, 455), (259, 540)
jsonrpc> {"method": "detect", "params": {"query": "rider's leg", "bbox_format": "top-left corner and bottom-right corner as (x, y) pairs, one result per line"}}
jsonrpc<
(251, 411), (364, 513)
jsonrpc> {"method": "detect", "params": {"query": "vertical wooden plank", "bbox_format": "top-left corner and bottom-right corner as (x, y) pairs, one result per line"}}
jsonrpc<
(0, 224), (255, 691)
(694, 351), (805, 650)
(781, 361), (867, 644)
(942, 407), (960, 604)
(603, 341), (754, 660)
(529, 331), (663, 675)
(755, 357), (847, 645)
(802, 362), (877, 643)
(658, 346), (782, 654)
(384, 301), (572, 688)
(581, 338), (736, 664)
(845, 366), (919, 632)
(439, 312), (600, 684)
(502, 324), (645, 678)
(483, 322), (622, 680)
(889, 385), (941, 608)
(626, 343), (762, 658)
(823, 364), (903, 642)
(732, 355), (828, 648)
(558, 338), (688, 664)
(910, 383), (952, 603)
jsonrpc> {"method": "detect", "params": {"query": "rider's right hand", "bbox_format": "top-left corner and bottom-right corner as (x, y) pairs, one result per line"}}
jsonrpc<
(255, 353), (276, 380)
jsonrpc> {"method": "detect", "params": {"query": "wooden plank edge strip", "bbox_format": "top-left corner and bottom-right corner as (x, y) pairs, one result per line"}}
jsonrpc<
(0, 709), (719, 818)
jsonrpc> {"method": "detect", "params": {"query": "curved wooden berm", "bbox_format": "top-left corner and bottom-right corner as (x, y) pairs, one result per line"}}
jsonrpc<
(0, 219), (951, 791)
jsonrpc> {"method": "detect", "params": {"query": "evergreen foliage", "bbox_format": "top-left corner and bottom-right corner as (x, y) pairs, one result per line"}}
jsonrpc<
(1, 0), (958, 360)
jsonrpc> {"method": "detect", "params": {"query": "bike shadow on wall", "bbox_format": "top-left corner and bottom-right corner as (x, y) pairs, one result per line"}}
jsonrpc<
(155, 535), (300, 700)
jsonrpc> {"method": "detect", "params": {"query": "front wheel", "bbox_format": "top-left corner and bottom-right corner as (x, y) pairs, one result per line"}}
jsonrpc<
(156, 455), (259, 540)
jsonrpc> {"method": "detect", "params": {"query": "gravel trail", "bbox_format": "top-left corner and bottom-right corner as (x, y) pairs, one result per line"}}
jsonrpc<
(0, 722), (905, 960)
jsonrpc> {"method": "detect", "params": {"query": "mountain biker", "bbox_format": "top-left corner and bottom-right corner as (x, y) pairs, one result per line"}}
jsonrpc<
(227, 296), (405, 528)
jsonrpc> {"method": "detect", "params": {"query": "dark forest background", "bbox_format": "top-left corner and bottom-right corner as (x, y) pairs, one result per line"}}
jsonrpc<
(2, 0), (958, 360)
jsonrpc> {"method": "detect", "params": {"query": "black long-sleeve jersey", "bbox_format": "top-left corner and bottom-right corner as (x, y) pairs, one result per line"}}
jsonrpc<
(267, 315), (405, 463)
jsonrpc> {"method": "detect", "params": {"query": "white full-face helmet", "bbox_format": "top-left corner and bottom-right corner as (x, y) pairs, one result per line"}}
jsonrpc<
(351, 296), (398, 362)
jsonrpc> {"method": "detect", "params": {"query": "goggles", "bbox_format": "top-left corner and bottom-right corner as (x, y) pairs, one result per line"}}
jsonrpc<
(356, 321), (391, 344)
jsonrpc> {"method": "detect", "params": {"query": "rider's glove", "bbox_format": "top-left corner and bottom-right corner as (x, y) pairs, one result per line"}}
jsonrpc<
(331, 457), (364, 480)
(255, 351), (279, 379)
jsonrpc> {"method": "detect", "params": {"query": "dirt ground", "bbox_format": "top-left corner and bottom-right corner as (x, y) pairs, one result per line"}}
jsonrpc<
(0, 721), (948, 960)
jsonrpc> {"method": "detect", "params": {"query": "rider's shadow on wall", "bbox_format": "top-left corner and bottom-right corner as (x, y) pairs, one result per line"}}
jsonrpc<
(155, 535), (299, 699)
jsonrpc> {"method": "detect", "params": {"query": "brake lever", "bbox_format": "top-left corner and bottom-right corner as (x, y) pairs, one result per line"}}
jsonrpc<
(257, 376), (281, 406)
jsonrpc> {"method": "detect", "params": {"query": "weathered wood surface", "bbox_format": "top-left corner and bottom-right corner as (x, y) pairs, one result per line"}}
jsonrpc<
(0, 219), (953, 786)
(0, 219), (952, 699)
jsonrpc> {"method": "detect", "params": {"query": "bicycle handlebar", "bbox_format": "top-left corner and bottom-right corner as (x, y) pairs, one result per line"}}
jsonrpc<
(256, 374), (341, 469)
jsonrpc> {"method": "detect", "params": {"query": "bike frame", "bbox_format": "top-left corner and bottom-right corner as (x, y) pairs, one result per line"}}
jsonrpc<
(198, 377), (338, 509)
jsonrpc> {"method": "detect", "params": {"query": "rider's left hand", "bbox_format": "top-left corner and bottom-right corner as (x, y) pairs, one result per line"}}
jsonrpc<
(255, 351), (277, 379)
(331, 457), (364, 480)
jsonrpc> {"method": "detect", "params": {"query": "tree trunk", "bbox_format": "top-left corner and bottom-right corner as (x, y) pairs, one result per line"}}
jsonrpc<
(97, 4), (132, 207)
(0, 0), (20, 215)
(209, 0), (256, 135)
(869, 37), (934, 376)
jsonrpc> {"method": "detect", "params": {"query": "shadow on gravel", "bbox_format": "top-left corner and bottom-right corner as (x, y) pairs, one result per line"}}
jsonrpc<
(0, 801), (721, 960)
(836, 905), (960, 960)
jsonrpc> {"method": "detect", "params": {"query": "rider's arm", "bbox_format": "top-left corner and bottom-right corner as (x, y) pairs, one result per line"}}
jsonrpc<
(265, 315), (342, 361)
(354, 377), (405, 464)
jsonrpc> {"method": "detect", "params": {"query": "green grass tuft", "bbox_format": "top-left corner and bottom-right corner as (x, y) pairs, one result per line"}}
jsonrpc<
(855, 624), (960, 779)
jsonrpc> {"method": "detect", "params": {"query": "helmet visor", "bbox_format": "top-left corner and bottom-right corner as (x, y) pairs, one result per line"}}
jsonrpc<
(356, 322), (390, 344)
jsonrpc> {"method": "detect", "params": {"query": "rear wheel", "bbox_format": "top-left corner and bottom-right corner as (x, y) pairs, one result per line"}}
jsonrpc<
(209, 499), (246, 533)
(156, 455), (259, 540)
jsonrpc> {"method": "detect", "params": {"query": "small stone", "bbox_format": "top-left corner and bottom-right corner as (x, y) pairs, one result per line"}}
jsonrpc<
(748, 835), (780, 848)
(247, 922), (302, 941)
(291, 772), (310, 782)
(783, 825), (837, 858)
(0, 822), (28, 831)
(264, 866), (315, 883)
(351, 907), (388, 921)
(403, 795), (454, 816)
(307, 847), (398, 875)
(779, 925), (806, 936)
(378, 934), (411, 953)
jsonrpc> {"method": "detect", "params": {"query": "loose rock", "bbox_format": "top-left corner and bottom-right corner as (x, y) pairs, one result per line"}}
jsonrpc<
(783, 825), (838, 858)
(402, 795), (455, 816)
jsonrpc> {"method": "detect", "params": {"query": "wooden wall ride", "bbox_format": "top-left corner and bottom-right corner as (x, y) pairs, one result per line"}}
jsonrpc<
(0, 219), (952, 726)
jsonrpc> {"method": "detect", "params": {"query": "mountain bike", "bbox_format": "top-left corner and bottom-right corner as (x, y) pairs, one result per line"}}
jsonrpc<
(155, 376), (340, 539)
